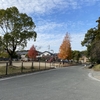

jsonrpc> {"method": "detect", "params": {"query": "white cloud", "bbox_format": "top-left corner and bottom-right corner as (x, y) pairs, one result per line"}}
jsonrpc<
(0, 0), (99, 13)
(0, 0), (69, 14)
(0, 0), (93, 52)
(35, 21), (65, 33)
(0, 0), (99, 17)
(0, 0), (96, 15)
(25, 33), (64, 53)
(71, 33), (86, 51)
(25, 31), (87, 52)
(24, 19), (87, 52)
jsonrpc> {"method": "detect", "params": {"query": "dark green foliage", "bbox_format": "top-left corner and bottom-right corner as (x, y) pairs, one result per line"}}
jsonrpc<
(81, 17), (100, 64)
(0, 6), (37, 65)
(71, 50), (81, 62)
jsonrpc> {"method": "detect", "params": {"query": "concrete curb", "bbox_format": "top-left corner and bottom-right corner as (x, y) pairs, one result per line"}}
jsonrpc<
(0, 68), (56, 81)
(88, 72), (100, 82)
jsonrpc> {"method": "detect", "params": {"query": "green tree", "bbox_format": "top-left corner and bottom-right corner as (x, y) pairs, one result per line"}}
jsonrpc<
(0, 53), (9, 58)
(81, 17), (100, 63)
(90, 40), (100, 63)
(72, 50), (81, 62)
(0, 6), (37, 65)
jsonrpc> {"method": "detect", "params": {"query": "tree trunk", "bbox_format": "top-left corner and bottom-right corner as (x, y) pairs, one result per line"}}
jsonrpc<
(9, 57), (12, 66)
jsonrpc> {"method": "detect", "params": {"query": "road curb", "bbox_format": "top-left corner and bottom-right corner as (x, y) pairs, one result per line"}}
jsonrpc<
(88, 73), (100, 82)
(0, 68), (56, 81)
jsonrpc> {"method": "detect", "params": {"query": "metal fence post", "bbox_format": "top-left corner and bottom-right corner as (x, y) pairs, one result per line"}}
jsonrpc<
(31, 60), (34, 71)
(21, 61), (23, 73)
(50, 62), (51, 68)
(39, 60), (40, 70)
(6, 62), (8, 75)
(45, 61), (46, 69)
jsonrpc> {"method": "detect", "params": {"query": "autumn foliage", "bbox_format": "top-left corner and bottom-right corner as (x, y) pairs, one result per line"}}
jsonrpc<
(58, 33), (71, 60)
(28, 45), (38, 59)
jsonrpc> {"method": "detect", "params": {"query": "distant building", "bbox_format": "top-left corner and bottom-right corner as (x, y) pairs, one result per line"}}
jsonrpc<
(39, 51), (53, 57)
(79, 56), (89, 63)
(16, 50), (54, 61)
(16, 50), (28, 56)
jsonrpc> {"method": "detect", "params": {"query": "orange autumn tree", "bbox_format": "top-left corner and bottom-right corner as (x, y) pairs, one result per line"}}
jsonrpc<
(28, 45), (38, 60)
(58, 33), (71, 60)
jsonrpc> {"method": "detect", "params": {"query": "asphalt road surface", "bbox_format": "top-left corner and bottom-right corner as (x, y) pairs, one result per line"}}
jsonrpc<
(0, 65), (100, 100)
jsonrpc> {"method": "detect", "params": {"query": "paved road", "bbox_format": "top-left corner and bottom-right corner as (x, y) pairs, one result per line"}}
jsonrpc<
(0, 65), (100, 100)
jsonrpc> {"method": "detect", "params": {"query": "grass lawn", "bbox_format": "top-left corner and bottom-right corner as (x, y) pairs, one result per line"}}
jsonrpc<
(0, 66), (30, 76)
(0, 61), (75, 77)
(93, 64), (100, 71)
(0, 66), (6, 75)
(0, 65), (53, 77)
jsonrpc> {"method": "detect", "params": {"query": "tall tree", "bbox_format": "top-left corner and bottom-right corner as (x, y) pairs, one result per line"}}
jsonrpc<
(0, 7), (37, 65)
(81, 17), (100, 63)
(58, 33), (71, 60)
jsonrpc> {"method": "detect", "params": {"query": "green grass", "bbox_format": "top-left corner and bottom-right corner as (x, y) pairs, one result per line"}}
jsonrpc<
(0, 66), (6, 75)
(93, 64), (100, 71)
(0, 66), (22, 75)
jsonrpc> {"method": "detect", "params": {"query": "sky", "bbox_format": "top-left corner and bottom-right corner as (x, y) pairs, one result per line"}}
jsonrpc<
(0, 0), (100, 53)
